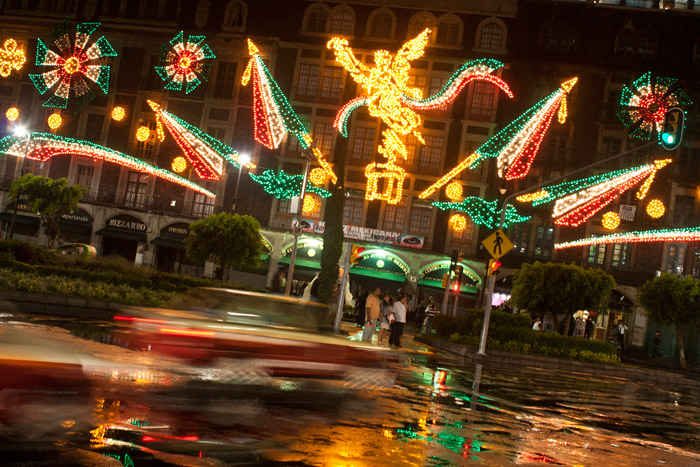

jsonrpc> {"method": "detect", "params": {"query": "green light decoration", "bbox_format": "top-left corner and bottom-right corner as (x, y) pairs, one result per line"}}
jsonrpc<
(433, 197), (530, 229)
(555, 227), (700, 250)
(155, 31), (215, 94)
(617, 71), (693, 141)
(30, 19), (117, 113)
(0, 132), (215, 198)
(249, 169), (331, 199)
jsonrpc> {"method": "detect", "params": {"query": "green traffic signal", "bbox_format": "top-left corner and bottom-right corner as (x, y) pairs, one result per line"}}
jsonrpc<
(660, 107), (684, 151)
(662, 133), (675, 145)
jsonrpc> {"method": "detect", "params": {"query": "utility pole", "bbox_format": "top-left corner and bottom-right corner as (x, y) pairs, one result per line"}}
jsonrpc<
(284, 148), (312, 296)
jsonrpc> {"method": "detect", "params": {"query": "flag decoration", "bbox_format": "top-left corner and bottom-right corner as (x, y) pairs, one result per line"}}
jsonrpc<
(0, 38), (26, 77)
(29, 19), (117, 113)
(555, 227), (700, 250)
(155, 31), (215, 94)
(242, 39), (337, 184)
(328, 29), (512, 204)
(433, 197), (530, 230)
(0, 133), (215, 197)
(249, 169), (331, 199)
(617, 72), (693, 141)
(419, 78), (577, 199)
(516, 159), (672, 227)
(148, 100), (254, 181)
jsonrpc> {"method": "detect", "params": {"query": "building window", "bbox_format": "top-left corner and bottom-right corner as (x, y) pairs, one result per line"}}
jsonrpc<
(673, 195), (694, 225)
(306, 6), (328, 33)
(403, 135), (419, 172)
(611, 243), (631, 269)
(678, 147), (700, 181)
(125, 171), (149, 209)
(540, 22), (578, 52)
(146, 55), (160, 91)
(479, 22), (503, 50)
(408, 13), (434, 39)
(223, 1), (246, 29)
(616, 28), (636, 57)
(383, 197), (407, 231)
(350, 127), (376, 163)
(192, 192), (215, 218)
(666, 244), (687, 275)
(418, 135), (444, 175)
(408, 74), (426, 97)
(601, 136), (622, 167)
(408, 205), (432, 235)
(450, 219), (475, 245)
(691, 247), (700, 278)
(212, 61), (237, 99)
(369, 11), (393, 39)
(84, 113), (104, 142)
(320, 65), (343, 100)
(436, 18), (460, 46)
(296, 63), (319, 99)
(330, 7), (353, 35)
(343, 198), (364, 225)
(312, 122), (335, 156)
(468, 82), (496, 120)
(510, 223), (531, 255)
(428, 76), (450, 114)
(135, 121), (157, 159)
(533, 226), (554, 258)
(77, 165), (94, 189)
(587, 242), (606, 266)
(278, 198), (291, 213)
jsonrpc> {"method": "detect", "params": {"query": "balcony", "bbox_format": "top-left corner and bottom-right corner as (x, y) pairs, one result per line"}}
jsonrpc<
(608, 267), (657, 287)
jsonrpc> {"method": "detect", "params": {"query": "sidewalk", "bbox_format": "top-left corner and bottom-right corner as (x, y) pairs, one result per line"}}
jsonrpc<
(339, 320), (428, 354)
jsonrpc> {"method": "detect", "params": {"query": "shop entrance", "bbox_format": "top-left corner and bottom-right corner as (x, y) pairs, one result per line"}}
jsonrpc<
(101, 236), (138, 261)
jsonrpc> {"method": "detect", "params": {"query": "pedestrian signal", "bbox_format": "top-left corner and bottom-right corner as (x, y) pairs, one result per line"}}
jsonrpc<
(487, 259), (502, 277)
(660, 107), (684, 151)
(350, 244), (365, 264)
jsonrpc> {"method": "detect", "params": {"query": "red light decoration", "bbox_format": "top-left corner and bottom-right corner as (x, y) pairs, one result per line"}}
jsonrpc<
(555, 227), (700, 250)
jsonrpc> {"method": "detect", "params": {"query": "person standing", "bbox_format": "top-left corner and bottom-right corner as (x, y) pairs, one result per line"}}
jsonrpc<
(618, 320), (628, 351)
(652, 331), (662, 357)
(389, 294), (407, 348)
(413, 300), (426, 332)
(354, 289), (368, 327)
(424, 298), (438, 333)
(362, 287), (382, 343)
(532, 318), (542, 331)
(377, 293), (394, 345)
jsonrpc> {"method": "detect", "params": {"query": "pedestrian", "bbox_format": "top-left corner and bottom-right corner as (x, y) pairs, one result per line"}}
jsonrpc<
(617, 320), (628, 351)
(278, 268), (287, 294)
(532, 317), (542, 331)
(413, 300), (426, 332)
(585, 317), (594, 339)
(354, 289), (368, 327)
(362, 287), (382, 343)
(389, 294), (407, 348)
(377, 293), (394, 345)
(652, 331), (662, 357)
(424, 298), (438, 333)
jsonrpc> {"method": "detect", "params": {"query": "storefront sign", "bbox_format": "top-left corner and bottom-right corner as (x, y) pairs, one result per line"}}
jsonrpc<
(296, 220), (424, 250)
(421, 262), (479, 284)
(106, 215), (147, 231)
(354, 252), (409, 275)
(160, 223), (189, 238)
(61, 209), (93, 225)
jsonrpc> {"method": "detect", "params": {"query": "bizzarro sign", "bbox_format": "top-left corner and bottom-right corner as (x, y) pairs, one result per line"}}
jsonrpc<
(106, 215), (147, 231)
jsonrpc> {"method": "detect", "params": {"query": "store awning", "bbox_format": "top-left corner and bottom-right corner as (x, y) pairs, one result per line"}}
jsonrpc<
(278, 256), (321, 269)
(418, 278), (478, 294)
(58, 221), (92, 234)
(151, 236), (186, 250)
(0, 212), (40, 226)
(350, 267), (406, 283)
(95, 228), (147, 243)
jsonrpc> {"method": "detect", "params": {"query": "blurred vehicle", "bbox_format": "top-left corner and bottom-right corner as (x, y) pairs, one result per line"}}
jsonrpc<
(114, 288), (396, 388)
(56, 242), (97, 259)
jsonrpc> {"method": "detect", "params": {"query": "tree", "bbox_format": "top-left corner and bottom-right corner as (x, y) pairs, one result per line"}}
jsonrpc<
(9, 174), (85, 249)
(638, 273), (699, 371)
(510, 261), (616, 335)
(184, 212), (261, 281)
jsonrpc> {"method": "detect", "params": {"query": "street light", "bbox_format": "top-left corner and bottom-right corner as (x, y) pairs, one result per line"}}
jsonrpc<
(232, 154), (251, 212)
(5, 125), (31, 240)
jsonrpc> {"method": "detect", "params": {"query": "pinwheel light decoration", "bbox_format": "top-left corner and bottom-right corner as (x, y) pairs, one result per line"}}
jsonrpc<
(155, 31), (216, 94)
(617, 71), (693, 141)
(30, 19), (117, 113)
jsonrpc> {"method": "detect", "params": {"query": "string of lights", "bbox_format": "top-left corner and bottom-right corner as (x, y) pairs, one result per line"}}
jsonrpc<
(249, 169), (331, 199)
(155, 31), (215, 94)
(0, 38), (26, 77)
(555, 227), (700, 250)
(433, 197), (530, 230)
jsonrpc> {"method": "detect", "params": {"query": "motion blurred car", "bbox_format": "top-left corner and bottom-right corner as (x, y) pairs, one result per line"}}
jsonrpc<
(114, 288), (396, 388)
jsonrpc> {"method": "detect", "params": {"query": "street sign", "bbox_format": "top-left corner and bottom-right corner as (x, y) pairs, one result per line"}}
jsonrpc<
(481, 228), (513, 260)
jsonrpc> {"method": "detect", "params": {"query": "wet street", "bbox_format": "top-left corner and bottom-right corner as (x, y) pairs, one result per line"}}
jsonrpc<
(2, 313), (700, 466)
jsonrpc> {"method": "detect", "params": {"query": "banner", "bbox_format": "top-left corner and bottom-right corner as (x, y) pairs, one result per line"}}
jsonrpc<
(292, 219), (424, 250)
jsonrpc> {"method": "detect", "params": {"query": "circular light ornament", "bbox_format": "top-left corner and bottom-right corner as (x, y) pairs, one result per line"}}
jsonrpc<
(309, 167), (327, 186)
(5, 107), (19, 121)
(302, 195), (318, 214)
(602, 211), (620, 230)
(376, 259), (385, 269)
(446, 181), (463, 201)
(647, 199), (665, 219)
(47, 113), (62, 130)
(449, 213), (467, 232)
(171, 156), (187, 173)
(136, 126), (151, 142)
(63, 56), (81, 74)
(111, 106), (125, 121)
(307, 248), (316, 258)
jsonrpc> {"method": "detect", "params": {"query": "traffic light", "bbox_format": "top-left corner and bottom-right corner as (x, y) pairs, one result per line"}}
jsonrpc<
(441, 273), (449, 287)
(451, 281), (460, 293)
(660, 107), (684, 151)
(450, 249), (459, 272)
(487, 259), (502, 277)
(350, 244), (365, 264)
(454, 265), (463, 284)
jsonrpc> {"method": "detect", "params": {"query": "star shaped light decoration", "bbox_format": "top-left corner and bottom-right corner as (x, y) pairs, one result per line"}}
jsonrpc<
(29, 19), (117, 114)
(155, 31), (216, 94)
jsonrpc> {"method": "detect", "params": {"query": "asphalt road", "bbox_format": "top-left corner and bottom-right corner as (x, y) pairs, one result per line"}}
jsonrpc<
(2, 313), (700, 466)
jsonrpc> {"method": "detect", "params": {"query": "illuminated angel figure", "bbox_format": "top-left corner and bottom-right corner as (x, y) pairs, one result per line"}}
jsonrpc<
(29, 19), (117, 114)
(155, 31), (216, 94)
(617, 71), (693, 141)
(328, 29), (512, 204)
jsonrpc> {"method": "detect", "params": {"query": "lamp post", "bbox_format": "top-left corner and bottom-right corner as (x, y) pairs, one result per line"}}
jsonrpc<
(476, 140), (656, 356)
(285, 147), (313, 296)
(6, 125), (31, 240)
(231, 154), (251, 212)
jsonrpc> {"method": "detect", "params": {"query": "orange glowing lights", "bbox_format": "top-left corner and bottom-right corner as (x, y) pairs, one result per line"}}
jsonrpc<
(63, 56), (80, 74)
(302, 194), (319, 214)
(111, 106), (125, 121)
(0, 39), (26, 77)
(136, 126), (151, 142)
(47, 113), (62, 130)
(5, 107), (19, 121)
(449, 213), (467, 232)
(446, 181), (463, 201)
(309, 167), (327, 186)
(171, 156), (187, 173)
(647, 199), (665, 219)
(602, 211), (620, 230)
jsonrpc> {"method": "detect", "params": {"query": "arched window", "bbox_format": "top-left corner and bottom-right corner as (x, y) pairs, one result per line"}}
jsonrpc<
(615, 27), (636, 57)
(408, 12), (435, 39)
(330, 6), (353, 35)
(479, 23), (504, 50)
(637, 28), (658, 59)
(306, 6), (328, 33)
(143, 0), (158, 19)
(163, 0), (179, 21)
(436, 19), (460, 45)
(223, 0), (247, 29)
(370, 12), (393, 38)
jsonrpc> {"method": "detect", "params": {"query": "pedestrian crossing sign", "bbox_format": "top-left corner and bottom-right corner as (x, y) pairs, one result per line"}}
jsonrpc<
(481, 228), (513, 260)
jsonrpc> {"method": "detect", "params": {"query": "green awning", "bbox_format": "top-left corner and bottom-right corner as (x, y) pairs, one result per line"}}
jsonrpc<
(151, 236), (186, 250)
(278, 256), (321, 269)
(350, 267), (406, 283)
(418, 278), (478, 294)
(0, 212), (40, 226)
(95, 228), (147, 243)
